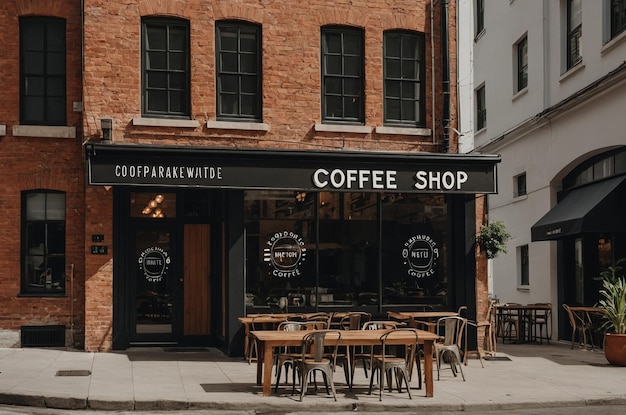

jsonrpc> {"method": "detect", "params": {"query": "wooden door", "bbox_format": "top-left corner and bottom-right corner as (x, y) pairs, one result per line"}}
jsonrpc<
(184, 224), (211, 335)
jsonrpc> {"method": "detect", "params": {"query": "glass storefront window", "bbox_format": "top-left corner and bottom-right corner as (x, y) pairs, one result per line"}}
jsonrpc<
(243, 190), (449, 314)
(381, 194), (447, 307)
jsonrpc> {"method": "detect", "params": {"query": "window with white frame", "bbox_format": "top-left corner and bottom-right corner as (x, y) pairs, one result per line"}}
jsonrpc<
(515, 172), (527, 197)
(611, 0), (626, 39)
(19, 17), (66, 126)
(519, 244), (529, 286)
(476, 84), (486, 131)
(475, 0), (485, 36)
(516, 35), (528, 92)
(567, 0), (582, 69)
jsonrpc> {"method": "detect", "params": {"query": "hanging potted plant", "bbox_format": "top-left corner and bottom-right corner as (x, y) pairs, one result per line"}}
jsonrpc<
(476, 221), (511, 259)
(598, 259), (626, 366)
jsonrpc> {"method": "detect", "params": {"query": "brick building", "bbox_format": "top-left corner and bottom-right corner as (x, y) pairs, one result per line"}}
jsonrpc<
(0, 0), (85, 348)
(1, 0), (498, 354)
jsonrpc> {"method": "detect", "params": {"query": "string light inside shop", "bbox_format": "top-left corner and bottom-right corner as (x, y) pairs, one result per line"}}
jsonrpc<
(142, 194), (165, 217)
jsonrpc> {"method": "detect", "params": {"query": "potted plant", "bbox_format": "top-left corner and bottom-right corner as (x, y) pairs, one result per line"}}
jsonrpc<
(598, 259), (626, 366)
(476, 221), (511, 259)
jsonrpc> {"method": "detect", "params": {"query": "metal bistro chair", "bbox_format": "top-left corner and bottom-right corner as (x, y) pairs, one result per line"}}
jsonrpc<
(529, 303), (552, 344)
(273, 321), (308, 392)
(434, 316), (466, 381)
(368, 328), (420, 401)
(351, 320), (405, 382)
(293, 330), (342, 401)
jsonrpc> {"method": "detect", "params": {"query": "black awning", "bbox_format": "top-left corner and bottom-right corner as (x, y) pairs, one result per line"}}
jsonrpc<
(531, 176), (626, 241)
(85, 143), (500, 194)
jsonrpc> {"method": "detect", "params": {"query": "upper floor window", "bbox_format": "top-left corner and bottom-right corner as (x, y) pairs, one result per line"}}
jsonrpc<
(142, 17), (190, 118)
(612, 0), (626, 38)
(516, 36), (528, 92)
(321, 26), (364, 124)
(567, 0), (582, 69)
(515, 172), (527, 197)
(383, 30), (425, 127)
(19, 17), (66, 126)
(475, 0), (485, 36)
(216, 21), (262, 121)
(21, 190), (66, 295)
(476, 84), (486, 131)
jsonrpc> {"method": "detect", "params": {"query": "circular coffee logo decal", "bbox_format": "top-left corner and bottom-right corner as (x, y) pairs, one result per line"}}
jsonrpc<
(264, 231), (307, 278)
(402, 234), (439, 278)
(138, 246), (170, 282)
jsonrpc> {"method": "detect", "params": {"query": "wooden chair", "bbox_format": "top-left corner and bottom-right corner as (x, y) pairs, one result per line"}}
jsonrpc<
(368, 328), (420, 401)
(529, 303), (552, 344)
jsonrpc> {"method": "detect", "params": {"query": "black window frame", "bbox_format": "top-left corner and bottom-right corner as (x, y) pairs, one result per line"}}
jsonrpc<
(21, 190), (66, 296)
(383, 30), (426, 128)
(611, 0), (626, 39)
(567, 0), (582, 70)
(476, 85), (486, 131)
(475, 0), (485, 36)
(516, 36), (528, 92)
(321, 25), (365, 124)
(215, 20), (262, 122)
(141, 17), (191, 119)
(19, 16), (66, 126)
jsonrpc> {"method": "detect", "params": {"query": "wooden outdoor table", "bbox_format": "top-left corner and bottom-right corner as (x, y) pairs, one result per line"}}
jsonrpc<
(251, 328), (439, 397)
(495, 304), (552, 343)
(388, 311), (459, 332)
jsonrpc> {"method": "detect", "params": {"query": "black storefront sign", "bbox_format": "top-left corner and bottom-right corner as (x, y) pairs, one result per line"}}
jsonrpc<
(86, 144), (500, 194)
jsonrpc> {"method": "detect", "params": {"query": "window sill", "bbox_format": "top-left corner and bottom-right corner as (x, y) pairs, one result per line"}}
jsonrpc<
(314, 124), (372, 134)
(601, 29), (626, 56)
(512, 87), (528, 102)
(132, 117), (200, 128)
(375, 126), (432, 136)
(474, 28), (485, 42)
(0, 124), (5, 136)
(517, 286), (530, 292)
(206, 120), (270, 132)
(512, 194), (528, 203)
(12, 125), (76, 138)
(559, 61), (585, 82)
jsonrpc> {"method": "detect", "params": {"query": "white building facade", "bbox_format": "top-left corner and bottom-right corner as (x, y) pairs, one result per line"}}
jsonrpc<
(458, 0), (626, 342)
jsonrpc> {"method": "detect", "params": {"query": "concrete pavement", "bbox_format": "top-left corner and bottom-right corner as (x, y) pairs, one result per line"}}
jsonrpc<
(0, 339), (625, 413)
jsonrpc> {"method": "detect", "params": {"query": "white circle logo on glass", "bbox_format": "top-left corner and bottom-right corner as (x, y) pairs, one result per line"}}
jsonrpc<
(138, 247), (170, 282)
(264, 231), (307, 278)
(402, 235), (439, 278)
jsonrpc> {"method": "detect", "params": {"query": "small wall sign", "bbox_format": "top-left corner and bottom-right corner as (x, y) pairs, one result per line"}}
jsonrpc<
(91, 245), (108, 255)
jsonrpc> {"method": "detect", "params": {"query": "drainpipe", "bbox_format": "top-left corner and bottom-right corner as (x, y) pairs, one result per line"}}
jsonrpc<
(441, 0), (451, 153)
(430, 0), (436, 145)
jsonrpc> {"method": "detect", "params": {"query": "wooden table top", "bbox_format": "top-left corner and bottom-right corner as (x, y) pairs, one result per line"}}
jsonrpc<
(388, 310), (459, 320)
(251, 328), (439, 345)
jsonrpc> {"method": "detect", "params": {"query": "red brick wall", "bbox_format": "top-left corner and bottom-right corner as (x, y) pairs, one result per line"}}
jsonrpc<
(80, 0), (457, 351)
(0, 0), (84, 347)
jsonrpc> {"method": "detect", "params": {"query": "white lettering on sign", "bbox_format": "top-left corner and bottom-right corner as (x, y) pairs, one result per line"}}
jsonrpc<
(313, 168), (397, 190)
(114, 165), (223, 180)
(414, 170), (468, 190)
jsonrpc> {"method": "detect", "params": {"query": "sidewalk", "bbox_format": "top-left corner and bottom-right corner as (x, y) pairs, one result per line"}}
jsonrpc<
(0, 340), (625, 412)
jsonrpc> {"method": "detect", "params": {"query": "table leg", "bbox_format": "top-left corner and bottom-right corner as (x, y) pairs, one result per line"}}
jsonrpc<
(262, 342), (274, 396)
(423, 340), (434, 397)
(255, 340), (263, 385)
